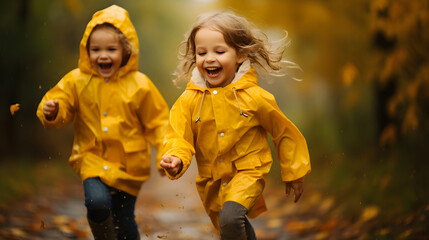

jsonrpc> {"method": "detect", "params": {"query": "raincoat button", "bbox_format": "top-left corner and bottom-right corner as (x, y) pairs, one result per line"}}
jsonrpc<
(213, 90), (218, 94)
(220, 132), (225, 137)
(222, 182), (227, 187)
(103, 112), (107, 116)
(104, 165), (109, 170)
(219, 159), (223, 163)
(105, 78), (109, 82)
(103, 127), (108, 132)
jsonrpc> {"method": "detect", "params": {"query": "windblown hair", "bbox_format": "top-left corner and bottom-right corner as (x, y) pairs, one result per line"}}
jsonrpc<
(87, 23), (132, 67)
(174, 11), (296, 84)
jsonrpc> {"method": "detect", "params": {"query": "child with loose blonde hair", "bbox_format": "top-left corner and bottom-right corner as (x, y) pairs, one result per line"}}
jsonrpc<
(37, 5), (169, 240)
(161, 11), (311, 239)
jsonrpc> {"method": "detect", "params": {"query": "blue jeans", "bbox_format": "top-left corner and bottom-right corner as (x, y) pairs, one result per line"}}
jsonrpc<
(84, 177), (139, 240)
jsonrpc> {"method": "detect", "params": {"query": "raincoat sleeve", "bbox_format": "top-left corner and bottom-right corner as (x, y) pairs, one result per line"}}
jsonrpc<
(163, 92), (196, 179)
(36, 70), (78, 129)
(135, 75), (169, 169)
(255, 88), (311, 182)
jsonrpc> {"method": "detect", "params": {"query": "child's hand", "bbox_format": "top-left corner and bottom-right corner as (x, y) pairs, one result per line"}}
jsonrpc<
(43, 99), (59, 121)
(160, 155), (183, 177)
(285, 176), (305, 203)
(158, 168), (167, 177)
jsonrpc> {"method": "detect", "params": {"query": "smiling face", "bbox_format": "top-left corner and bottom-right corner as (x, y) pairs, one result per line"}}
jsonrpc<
(195, 27), (246, 88)
(88, 27), (123, 78)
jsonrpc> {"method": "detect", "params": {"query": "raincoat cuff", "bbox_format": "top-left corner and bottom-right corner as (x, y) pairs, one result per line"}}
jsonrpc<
(281, 169), (311, 182)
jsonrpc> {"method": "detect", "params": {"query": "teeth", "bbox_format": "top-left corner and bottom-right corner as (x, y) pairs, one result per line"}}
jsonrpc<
(206, 67), (218, 70)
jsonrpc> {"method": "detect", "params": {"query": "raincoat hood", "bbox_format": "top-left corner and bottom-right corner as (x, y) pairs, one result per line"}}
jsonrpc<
(78, 5), (139, 76)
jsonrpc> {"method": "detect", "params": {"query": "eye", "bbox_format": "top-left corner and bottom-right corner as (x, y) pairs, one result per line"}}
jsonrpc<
(109, 47), (118, 51)
(216, 51), (225, 54)
(197, 52), (206, 56)
(90, 48), (99, 52)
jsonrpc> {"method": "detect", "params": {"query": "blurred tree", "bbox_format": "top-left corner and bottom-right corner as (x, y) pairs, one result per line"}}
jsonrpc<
(370, 0), (429, 147)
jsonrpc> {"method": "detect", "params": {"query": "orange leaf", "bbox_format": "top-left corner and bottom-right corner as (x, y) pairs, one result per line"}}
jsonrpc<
(285, 219), (318, 233)
(402, 104), (419, 133)
(379, 124), (397, 147)
(10, 103), (20, 115)
(318, 219), (338, 231)
(157, 235), (167, 238)
(341, 63), (358, 86)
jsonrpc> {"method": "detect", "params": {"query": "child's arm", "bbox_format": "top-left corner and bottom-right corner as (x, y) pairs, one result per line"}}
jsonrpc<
(160, 155), (183, 177)
(285, 176), (305, 203)
(36, 70), (78, 129)
(162, 91), (196, 179)
(134, 75), (169, 175)
(43, 99), (59, 121)
(255, 89), (311, 182)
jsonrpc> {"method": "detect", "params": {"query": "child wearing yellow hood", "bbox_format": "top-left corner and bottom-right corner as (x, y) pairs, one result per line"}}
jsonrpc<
(37, 5), (168, 240)
(161, 11), (311, 239)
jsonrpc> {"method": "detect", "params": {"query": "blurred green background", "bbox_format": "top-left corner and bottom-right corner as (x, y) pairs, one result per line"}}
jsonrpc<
(1, 0), (428, 232)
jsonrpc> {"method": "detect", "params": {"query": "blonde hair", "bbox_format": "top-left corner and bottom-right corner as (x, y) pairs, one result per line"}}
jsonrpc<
(174, 11), (295, 84)
(87, 23), (132, 67)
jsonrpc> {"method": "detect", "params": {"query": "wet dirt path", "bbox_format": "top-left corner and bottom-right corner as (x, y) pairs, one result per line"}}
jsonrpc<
(0, 160), (299, 240)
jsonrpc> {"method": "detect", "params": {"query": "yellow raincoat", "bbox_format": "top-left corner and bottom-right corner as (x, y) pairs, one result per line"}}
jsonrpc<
(36, 5), (169, 196)
(164, 60), (311, 230)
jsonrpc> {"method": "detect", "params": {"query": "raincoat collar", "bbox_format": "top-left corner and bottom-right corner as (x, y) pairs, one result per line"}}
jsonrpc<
(78, 5), (139, 78)
(187, 60), (258, 91)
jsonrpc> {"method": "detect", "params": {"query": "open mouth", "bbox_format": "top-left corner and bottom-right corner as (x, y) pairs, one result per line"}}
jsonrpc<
(98, 63), (113, 72)
(205, 67), (222, 78)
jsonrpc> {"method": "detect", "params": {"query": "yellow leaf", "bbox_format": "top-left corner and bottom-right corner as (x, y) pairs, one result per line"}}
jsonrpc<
(319, 197), (335, 213)
(360, 206), (380, 222)
(315, 231), (329, 239)
(341, 63), (358, 86)
(379, 228), (390, 235)
(53, 215), (70, 226)
(266, 218), (283, 228)
(157, 235), (167, 238)
(10, 103), (20, 115)
(11, 228), (27, 238)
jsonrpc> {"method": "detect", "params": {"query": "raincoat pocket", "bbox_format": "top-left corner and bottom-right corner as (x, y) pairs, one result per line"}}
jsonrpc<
(234, 155), (262, 170)
(125, 150), (151, 176)
(123, 139), (148, 152)
(197, 164), (212, 178)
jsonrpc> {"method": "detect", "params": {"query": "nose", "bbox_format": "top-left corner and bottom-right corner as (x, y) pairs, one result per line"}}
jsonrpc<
(99, 50), (108, 59)
(205, 52), (215, 62)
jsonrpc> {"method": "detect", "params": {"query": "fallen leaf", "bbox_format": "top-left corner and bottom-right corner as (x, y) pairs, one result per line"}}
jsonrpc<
(315, 231), (329, 239)
(157, 235), (167, 238)
(41, 219), (45, 230)
(341, 62), (359, 86)
(11, 228), (27, 238)
(285, 219), (318, 233)
(319, 197), (335, 213)
(53, 215), (70, 226)
(318, 219), (337, 231)
(399, 229), (412, 238)
(379, 228), (390, 235)
(10, 104), (20, 115)
(360, 206), (380, 222)
(266, 218), (283, 228)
